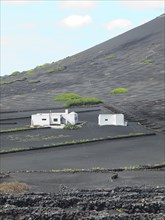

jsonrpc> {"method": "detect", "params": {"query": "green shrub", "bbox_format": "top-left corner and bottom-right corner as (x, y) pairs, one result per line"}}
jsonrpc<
(24, 70), (34, 76)
(0, 78), (26, 85)
(35, 63), (50, 69)
(111, 88), (128, 94)
(55, 93), (81, 101)
(106, 55), (114, 59)
(46, 66), (65, 74)
(54, 66), (65, 72)
(143, 59), (154, 64)
(64, 124), (79, 130)
(11, 71), (20, 76)
(63, 97), (103, 107)
(46, 69), (54, 73)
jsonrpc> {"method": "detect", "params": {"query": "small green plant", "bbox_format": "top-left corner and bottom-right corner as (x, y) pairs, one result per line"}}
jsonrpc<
(64, 124), (79, 130)
(0, 78), (26, 85)
(46, 69), (54, 73)
(28, 80), (40, 84)
(111, 88), (128, 94)
(124, 162), (165, 170)
(35, 63), (50, 69)
(143, 59), (154, 64)
(24, 70), (34, 76)
(54, 66), (65, 72)
(106, 55), (114, 59)
(55, 93), (81, 101)
(63, 97), (103, 107)
(104, 72), (111, 76)
(46, 66), (65, 74)
(10, 71), (20, 76)
(116, 208), (124, 213)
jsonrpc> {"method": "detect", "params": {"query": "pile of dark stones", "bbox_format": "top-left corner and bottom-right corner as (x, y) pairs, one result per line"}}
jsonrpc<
(0, 186), (165, 220)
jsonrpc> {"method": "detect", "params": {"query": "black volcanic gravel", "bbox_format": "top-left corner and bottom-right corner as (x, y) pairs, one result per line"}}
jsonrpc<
(0, 186), (165, 219)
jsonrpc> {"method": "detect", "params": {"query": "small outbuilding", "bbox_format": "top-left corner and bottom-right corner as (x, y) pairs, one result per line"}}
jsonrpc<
(98, 114), (127, 126)
(31, 109), (78, 128)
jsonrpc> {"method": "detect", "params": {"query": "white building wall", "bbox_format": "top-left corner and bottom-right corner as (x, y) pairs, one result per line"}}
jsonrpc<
(31, 114), (50, 127)
(116, 114), (125, 126)
(63, 112), (78, 125)
(31, 110), (78, 127)
(49, 113), (61, 125)
(98, 114), (125, 126)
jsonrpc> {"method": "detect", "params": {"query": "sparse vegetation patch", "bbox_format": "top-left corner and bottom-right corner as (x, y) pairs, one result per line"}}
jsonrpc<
(63, 97), (103, 107)
(64, 124), (79, 130)
(0, 181), (29, 193)
(28, 80), (40, 84)
(35, 63), (50, 69)
(10, 71), (20, 76)
(0, 132), (153, 154)
(0, 127), (33, 133)
(55, 93), (81, 101)
(0, 78), (26, 85)
(7, 134), (70, 142)
(106, 55), (114, 59)
(111, 88), (128, 94)
(24, 70), (34, 76)
(54, 66), (65, 72)
(143, 59), (154, 64)
(46, 66), (65, 74)
(124, 162), (165, 170)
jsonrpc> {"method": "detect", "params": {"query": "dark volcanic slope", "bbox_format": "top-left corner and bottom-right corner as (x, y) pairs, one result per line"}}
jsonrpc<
(1, 15), (164, 128)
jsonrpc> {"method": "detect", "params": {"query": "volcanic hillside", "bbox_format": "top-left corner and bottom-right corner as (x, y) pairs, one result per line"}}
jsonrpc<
(1, 14), (164, 131)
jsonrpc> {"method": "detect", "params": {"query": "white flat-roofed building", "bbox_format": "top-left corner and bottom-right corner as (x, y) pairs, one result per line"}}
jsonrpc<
(31, 109), (78, 128)
(98, 114), (127, 126)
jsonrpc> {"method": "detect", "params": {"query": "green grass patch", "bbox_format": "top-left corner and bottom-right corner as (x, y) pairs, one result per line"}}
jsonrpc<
(0, 127), (33, 133)
(10, 71), (20, 76)
(28, 80), (40, 84)
(34, 63), (50, 70)
(143, 59), (154, 64)
(116, 208), (124, 213)
(55, 93), (81, 101)
(63, 97), (103, 107)
(7, 134), (70, 142)
(111, 88), (128, 94)
(0, 78), (26, 85)
(46, 69), (54, 73)
(46, 66), (65, 74)
(29, 162), (165, 174)
(64, 124), (79, 130)
(124, 162), (165, 170)
(24, 70), (34, 76)
(104, 72), (111, 76)
(106, 55), (114, 59)
(54, 66), (65, 72)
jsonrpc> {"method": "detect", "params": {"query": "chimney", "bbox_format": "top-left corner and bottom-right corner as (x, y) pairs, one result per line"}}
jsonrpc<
(65, 109), (69, 114)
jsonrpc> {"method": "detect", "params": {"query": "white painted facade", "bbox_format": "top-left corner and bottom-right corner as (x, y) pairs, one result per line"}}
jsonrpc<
(98, 114), (126, 126)
(31, 109), (78, 127)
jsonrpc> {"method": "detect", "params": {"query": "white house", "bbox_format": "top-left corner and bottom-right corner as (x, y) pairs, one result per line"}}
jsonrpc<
(98, 114), (127, 126)
(31, 109), (78, 128)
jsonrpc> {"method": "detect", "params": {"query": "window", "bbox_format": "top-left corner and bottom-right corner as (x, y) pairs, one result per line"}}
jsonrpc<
(105, 119), (108, 121)
(42, 119), (47, 121)
(53, 118), (58, 122)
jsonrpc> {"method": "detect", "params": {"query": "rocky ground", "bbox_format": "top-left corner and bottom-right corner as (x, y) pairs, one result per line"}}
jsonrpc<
(0, 186), (165, 220)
